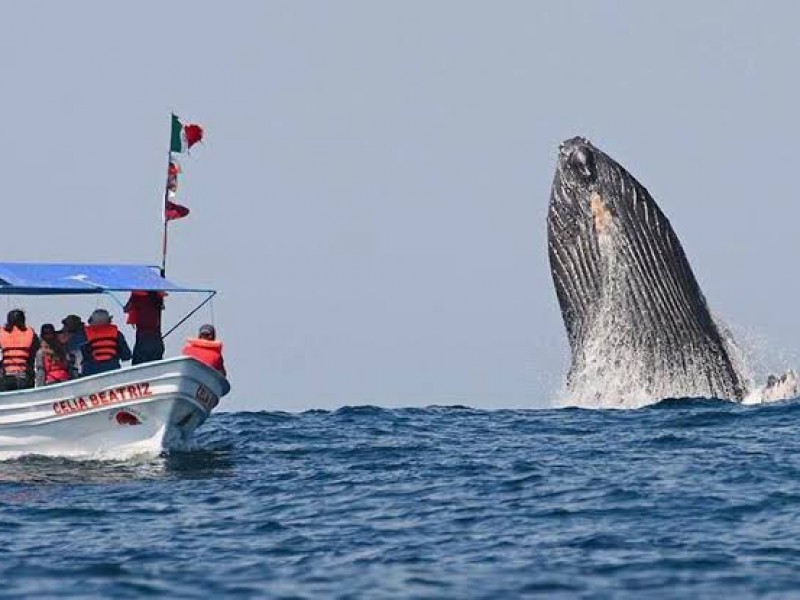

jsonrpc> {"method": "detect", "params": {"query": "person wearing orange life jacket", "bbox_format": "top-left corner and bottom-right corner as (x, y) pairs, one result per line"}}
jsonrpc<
(0, 309), (39, 390)
(81, 309), (132, 376)
(182, 324), (227, 376)
(34, 323), (76, 386)
(124, 290), (165, 365)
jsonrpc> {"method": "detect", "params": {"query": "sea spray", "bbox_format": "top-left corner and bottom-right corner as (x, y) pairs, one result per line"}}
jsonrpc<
(556, 222), (752, 408)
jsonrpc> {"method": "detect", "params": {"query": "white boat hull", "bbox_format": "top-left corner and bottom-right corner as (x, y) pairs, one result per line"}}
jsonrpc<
(0, 357), (230, 459)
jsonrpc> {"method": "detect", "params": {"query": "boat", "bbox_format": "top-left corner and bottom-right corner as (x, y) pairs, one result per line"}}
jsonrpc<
(0, 262), (230, 459)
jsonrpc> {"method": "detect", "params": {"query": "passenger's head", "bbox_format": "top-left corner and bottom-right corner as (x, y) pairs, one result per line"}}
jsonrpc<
(88, 309), (112, 326)
(6, 309), (25, 330)
(40, 323), (57, 341)
(61, 314), (83, 333)
(198, 324), (216, 341)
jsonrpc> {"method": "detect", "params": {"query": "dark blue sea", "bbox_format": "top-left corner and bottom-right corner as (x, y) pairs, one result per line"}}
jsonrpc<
(3, 401), (800, 598)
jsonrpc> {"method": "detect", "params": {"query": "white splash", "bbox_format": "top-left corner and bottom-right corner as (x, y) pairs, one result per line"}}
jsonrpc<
(555, 228), (670, 409)
(553, 222), (798, 409)
(743, 370), (799, 405)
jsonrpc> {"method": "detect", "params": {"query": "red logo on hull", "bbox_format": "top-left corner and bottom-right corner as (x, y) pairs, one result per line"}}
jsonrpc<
(115, 411), (142, 426)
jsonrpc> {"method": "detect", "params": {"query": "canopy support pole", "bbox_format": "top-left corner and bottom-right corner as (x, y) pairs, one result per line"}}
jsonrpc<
(162, 291), (217, 341)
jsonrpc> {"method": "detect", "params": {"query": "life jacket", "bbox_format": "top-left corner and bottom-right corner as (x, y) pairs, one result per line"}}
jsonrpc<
(85, 324), (119, 363)
(0, 326), (35, 374)
(42, 347), (70, 384)
(182, 338), (225, 373)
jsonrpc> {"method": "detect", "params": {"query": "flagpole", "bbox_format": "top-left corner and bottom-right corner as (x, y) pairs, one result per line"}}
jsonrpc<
(160, 206), (168, 277)
(161, 114), (172, 277)
(160, 114), (200, 277)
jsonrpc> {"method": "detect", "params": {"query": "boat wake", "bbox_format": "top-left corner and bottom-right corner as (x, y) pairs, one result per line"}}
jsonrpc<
(0, 446), (234, 484)
(0, 441), (165, 463)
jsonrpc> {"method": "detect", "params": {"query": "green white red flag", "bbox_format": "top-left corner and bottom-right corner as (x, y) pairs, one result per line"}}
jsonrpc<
(170, 114), (204, 153)
(165, 114), (203, 221)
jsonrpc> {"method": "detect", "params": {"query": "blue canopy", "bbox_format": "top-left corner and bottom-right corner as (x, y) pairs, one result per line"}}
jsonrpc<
(0, 263), (214, 295)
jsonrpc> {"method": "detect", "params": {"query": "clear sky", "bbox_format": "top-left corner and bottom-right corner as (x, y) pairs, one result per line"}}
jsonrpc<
(2, 2), (799, 411)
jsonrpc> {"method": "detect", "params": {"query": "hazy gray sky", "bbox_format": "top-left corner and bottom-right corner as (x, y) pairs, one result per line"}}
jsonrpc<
(2, 2), (799, 411)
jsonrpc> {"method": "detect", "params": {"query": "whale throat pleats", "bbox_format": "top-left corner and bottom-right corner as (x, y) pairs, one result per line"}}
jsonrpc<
(547, 138), (746, 406)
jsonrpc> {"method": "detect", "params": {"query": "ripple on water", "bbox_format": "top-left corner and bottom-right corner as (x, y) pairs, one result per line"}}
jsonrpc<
(1, 401), (800, 596)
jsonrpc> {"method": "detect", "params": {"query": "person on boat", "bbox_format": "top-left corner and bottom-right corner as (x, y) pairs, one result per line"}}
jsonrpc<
(60, 314), (87, 374)
(35, 323), (75, 386)
(124, 290), (165, 364)
(182, 324), (226, 376)
(81, 309), (132, 376)
(61, 314), (86, 350)
(0, 309), (39, 390)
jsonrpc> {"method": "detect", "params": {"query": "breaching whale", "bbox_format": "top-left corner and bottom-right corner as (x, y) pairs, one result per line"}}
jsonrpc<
(547, 137), (747, 405)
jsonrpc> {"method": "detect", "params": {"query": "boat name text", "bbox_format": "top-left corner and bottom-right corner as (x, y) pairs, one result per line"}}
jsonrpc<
(53, 382), (153, 415)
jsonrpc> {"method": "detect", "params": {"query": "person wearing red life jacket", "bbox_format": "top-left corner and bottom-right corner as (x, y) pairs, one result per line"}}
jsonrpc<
(124, 291), (165, 365)
(81, 309), (132, 376)
(0, 309), (39, 390)
(34, 323), (75, 386)
(182, 324), (227, 376)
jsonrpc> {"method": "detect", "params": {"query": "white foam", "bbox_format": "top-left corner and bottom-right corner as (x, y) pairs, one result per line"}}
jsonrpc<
(553, 222), (798, 409)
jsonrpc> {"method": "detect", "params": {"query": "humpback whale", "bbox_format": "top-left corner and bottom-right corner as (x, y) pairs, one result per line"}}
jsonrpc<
(547, 137), (747, 405)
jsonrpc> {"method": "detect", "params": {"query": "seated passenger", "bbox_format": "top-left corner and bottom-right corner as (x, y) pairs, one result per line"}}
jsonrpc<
(61, 314), (86, 350)
(0, 309), (39, 390)
(60, 314), (86, 375)
(182, 324), (227, 376)
(35, 323), (75, 386)
(124, 291), (165, 364)
(82, 309), (132, 376)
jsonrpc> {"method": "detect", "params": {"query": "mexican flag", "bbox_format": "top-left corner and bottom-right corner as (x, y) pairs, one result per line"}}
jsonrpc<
(170, 114), (204, 153)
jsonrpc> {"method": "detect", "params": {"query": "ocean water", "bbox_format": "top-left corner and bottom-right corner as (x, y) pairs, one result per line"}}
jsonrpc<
(3, 401), (800, 598)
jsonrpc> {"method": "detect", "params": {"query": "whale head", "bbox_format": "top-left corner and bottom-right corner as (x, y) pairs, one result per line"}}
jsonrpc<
(551, 137), (636, 221)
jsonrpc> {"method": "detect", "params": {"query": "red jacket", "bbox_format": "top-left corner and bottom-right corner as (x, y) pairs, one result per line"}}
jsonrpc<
(182, 338), (226, 375)
(125, 291), (164, 334)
